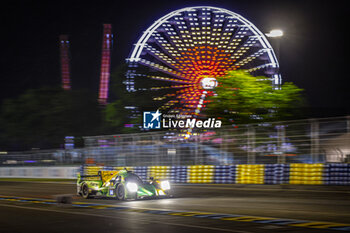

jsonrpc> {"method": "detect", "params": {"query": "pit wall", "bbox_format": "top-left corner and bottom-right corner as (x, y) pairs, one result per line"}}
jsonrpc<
(0, 164), (349, 185)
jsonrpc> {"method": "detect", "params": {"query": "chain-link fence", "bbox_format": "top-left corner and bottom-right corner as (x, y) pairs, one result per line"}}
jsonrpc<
(1, 116), (349, 166)
(83, 116), (350, 166)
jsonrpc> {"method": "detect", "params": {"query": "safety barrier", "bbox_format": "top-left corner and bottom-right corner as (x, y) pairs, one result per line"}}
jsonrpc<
(187, 165), (214, 183)
(289, 163), (324, 185)
(148, 166), (170, 180)
(236, 164), (264, 184)
(81, 163), (350, 185)
(1, 164), (349, 185)
(170, 166), (187, 183)
(324, 164), (350, 185)
(264, 164), (289, 184)
(214, 165), (235, 184)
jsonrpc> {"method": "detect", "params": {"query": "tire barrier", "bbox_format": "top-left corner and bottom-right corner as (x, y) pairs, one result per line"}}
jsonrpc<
(148, 166), (170, 180)
(81, 164), (349, 185)
(265, 164), (290, 184)
(236, 164), (265, 184)
(170, 166), (187, 183)
(289, 163), (324, 185)
(2, 164), (350, 185)
(187, 165), (214, 183)
(323, 163), (350, 185)
(214, 165), (235, 184)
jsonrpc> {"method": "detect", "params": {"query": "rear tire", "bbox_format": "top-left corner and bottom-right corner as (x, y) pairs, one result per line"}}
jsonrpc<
(81, 184), (90, 199)
(116, 184), (125, 200)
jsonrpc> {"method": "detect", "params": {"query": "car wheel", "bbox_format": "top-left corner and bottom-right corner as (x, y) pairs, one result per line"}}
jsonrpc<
(82, 184), (90, 199)
(116, 184), (125, 200)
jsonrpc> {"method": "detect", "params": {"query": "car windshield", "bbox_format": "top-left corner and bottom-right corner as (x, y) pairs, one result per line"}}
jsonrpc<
(125, 173), (143, 185)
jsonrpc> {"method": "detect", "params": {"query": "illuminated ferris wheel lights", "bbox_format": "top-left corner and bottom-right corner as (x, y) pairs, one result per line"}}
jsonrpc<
(127, 6), (281, 120)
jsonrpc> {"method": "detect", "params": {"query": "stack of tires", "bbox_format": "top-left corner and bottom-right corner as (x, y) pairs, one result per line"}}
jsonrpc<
(148, 166), (170, 180)
(323, 163), (350, 185)
(236, 164), (265, 184)
(170, 166), (187, 183)
(187, 165), (214, 183)
(214, 165), (235, 183)
(264, 164), (289, 184)
(289, 163), (323, 185)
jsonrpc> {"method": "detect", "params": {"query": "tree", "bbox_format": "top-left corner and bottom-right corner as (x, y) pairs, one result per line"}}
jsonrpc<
(205, 70), (304, 124)
(0, 87), (102, 150)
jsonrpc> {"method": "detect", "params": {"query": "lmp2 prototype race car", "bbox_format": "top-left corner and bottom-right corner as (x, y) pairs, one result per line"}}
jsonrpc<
(77, 168), (171, 200)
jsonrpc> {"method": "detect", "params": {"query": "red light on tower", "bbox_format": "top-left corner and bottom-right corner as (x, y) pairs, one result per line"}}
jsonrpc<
(98, 24), (113, 105)
(59, 35), (71, 90)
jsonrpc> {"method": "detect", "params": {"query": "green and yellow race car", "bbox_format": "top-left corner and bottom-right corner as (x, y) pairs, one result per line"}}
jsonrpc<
(77, 168), (171, 200)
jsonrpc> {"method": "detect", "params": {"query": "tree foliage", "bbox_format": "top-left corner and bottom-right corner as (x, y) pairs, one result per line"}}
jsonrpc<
(205, 70), (304, 124)
(0, 88), (102, 150)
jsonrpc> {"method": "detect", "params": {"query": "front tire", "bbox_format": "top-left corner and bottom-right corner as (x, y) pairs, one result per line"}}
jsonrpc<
(81, 184), (90, 199)
(116, 184), (125, 200)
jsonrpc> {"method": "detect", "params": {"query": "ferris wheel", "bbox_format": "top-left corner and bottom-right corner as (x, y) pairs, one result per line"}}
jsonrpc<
(126, 6), (280, 117)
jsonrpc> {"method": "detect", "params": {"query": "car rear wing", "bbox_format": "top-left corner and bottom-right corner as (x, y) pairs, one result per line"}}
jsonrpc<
(80, 174), (101, 178)
(77, 172), (102, 181)
(77, 170), (119, 183)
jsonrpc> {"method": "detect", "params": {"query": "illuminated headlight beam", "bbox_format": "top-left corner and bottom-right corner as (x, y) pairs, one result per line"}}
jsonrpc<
(160, 181), (171, 190)
(126, 182), (138, 193)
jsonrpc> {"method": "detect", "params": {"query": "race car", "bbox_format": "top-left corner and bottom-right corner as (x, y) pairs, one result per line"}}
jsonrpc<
(77, 168), (171, 200)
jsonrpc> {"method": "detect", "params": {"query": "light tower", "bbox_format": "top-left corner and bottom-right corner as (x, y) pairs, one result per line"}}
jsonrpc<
(98, 24), (113, 105)
(59, 35), (71, 90)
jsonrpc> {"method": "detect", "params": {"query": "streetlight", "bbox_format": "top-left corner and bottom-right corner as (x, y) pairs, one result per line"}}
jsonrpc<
(266, 29), (284, 156)
(265, 29), (284, 65)
(265, 29), (284, 59)
(266, 29), (284, 89)
(265, 29), (284, 38)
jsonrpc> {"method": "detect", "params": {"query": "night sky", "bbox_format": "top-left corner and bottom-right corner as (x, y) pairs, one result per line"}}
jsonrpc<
(1, 0), (349, 116)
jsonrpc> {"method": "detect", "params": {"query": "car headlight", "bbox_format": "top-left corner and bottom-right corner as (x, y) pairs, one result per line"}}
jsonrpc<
(160, 181), (170, 190)
(126, 182), (138, 192)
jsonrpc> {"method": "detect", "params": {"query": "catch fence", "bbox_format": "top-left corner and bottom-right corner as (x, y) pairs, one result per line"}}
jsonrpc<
(83, 116), (350, 166)
(1, 116), (349, 167)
